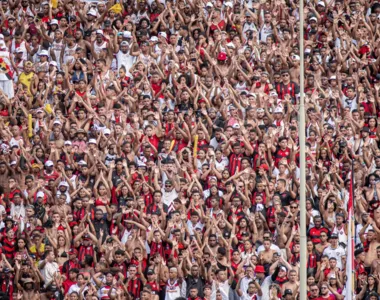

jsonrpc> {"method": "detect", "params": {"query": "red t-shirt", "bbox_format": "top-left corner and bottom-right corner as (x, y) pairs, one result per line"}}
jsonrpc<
(62, 279), (76, 295)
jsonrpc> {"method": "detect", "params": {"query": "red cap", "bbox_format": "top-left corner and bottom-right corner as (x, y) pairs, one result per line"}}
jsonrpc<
(217, 52), (227, 61)
(255, 265), (265, 273)
(198, 98), (206, 103)
(259, 164), (269, 171)
(68, 248), (78, 255)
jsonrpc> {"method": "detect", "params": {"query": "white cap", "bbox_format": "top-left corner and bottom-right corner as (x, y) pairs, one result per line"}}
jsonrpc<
(329, 75), (337, 80)
(53, 120), (62, 126)
(15, 47), (23, 53)
(38, 50), (49, 57)
(59, 181), (69, 187)
(120, 41), (129, 46)
(158, 32), (167, 39)
(64, 140), (72, 146)
(36, 108), (44, 113)
(257, 108), (265, 113)
(88, 138), (97, 144)
(309, 16), (318, 22)
(138, 161), (147, 168)
(317, 1), (325, 6)
(292, 54), (300, 61)
(10, 160), (16, 165)
(0, 34), (4, 40)
(224, 1), (233, 7)
(206, 2), (213, 7)
(78, 160), (87, 165)
(50, 19), (59, 25)
(87, 9), (97, 17)
(36, 191), (45, 198)
(49, 61), (57, 66)
(150, 36), (159, 42)
(274, 107), (283, 114)
(45, 160), (54, 167)
(226, 42), (235, 49)
(269, 91), (278, 97)
(123, 31), (132, 38)
(232, 123), (240, 129)
(104, 128), (111, 135)
(96, 29), (104, 36)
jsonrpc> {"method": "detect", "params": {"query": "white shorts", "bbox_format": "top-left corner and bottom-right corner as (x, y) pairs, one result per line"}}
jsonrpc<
(0, 80), (14, 99)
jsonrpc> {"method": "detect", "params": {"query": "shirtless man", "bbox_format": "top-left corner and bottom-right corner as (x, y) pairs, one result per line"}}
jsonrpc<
(370, 245), (380, 276)
(282, 270), (299, 295)
(259, 239), (277, 267)
(50, 194), (72, 218)
(315, 231), (330, 256)
(289, 54), (300, 85)
(361, 225), (380, 268)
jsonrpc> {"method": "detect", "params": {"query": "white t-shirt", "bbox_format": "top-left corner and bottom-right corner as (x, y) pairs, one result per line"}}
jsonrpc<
(40, 261), (59, 287)
(212, 280), (230, 300)
(323, 245), (346, 269)
(161, 188), (178, 209)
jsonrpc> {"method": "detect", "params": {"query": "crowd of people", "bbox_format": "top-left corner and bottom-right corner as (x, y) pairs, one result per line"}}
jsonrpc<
(0, 0), (378, 299)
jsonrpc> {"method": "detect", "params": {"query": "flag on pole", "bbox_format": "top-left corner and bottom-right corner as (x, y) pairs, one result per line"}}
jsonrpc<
(346, 160), (355, 300)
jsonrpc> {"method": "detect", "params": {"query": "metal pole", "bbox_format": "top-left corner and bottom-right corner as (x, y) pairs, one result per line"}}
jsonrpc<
(299, 0), (307, 299)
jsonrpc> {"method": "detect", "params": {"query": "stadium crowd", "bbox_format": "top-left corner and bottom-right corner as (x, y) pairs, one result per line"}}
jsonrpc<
(0, 0), (377, 299)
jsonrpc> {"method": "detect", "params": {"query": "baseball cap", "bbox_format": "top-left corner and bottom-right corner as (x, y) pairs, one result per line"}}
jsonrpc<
(255, 265), (265, 273)
(123, 31), (132, 38)
(217, 52), (227, 61)
(88, 138), (97, 144)
(38, 50), (49, 57)
(68, 248), (78, 255)
(259, 164), (269, 171)
(158, 32), (167, 39)
(45, 160), (54, 167)
(36, 191), (45, 198)
(50, 19), (59, 25)
(274, 107), (283, 114)
(59, 181), (69, 187)
(87, 9), (97, 16)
